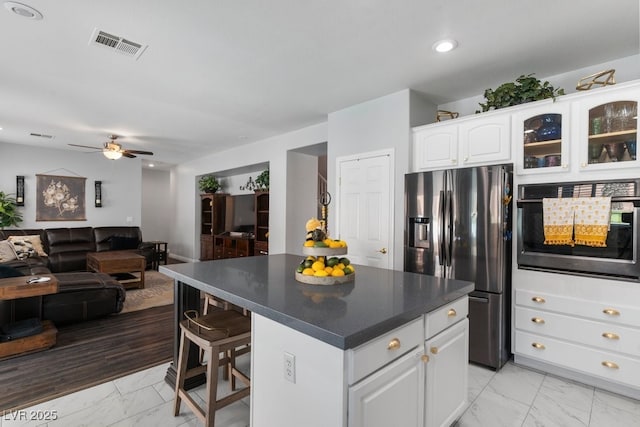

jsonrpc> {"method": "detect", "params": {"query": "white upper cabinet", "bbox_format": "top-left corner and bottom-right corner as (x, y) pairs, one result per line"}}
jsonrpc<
(412, 113), (510, 172)
(575, 86), (639, 172)
(412, 124), (458, 171)
(513, 102), (571, 175)
(458, 114), (511, 166)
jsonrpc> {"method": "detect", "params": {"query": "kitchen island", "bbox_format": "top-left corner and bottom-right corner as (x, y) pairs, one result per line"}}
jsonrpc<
(160, 254), (474, 427)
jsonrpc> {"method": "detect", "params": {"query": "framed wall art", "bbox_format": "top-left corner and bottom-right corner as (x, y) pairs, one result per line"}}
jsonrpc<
(36, 174), (86, 221)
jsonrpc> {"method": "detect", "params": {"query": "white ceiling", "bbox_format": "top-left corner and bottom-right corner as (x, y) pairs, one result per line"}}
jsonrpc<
(0, 0), (638, 167)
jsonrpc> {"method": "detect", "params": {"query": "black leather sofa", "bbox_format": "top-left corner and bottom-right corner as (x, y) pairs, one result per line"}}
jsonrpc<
(0, 226), (154, 325)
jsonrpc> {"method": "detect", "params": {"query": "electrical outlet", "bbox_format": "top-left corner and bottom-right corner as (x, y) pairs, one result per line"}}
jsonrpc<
(284, 352), (296, 383)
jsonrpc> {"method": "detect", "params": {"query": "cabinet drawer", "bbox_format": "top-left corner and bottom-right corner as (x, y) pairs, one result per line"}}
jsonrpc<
(425, 296), (468, 339)
(515, 289), (640, 328)
(515, 306), (640, 357)
(515, 330), (640, 389)
(347, 317), (423, 385)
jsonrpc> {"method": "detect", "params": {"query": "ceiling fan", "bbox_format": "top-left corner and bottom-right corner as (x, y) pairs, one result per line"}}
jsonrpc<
(68, 135), (154, 160)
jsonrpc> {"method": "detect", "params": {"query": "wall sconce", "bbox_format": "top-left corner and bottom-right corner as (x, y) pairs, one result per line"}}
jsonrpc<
(16, 176), (25, 206)
(95, 180), (102, 207)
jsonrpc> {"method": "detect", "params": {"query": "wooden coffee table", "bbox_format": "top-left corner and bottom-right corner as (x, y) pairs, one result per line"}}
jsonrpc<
(87, 251), (145, 289)
(0, 274), (59, 359)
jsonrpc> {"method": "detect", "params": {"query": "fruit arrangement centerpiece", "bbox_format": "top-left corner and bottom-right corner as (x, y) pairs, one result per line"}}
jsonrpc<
(295, 217), (355, 285)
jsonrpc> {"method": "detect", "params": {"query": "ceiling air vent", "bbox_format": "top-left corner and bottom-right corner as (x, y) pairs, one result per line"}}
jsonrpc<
(30, 133), (54, 139)
(89, 28), (147, 60)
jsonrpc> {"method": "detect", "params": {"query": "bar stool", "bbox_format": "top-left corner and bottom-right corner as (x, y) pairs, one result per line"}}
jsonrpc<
(174, 309), (251, 427)
(201, 294), (252, 376)
(203, 293), (250, 317)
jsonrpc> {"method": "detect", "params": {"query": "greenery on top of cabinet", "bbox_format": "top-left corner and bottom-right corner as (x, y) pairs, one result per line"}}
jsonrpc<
(477, 74), (565, 113)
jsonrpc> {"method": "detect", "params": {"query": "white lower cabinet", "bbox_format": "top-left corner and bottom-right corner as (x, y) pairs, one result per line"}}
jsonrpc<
(514, 288), (640, 392)
(425, 319), (469, 427)
(251, 297), (469, 427)
(349, 348), (425, 427)
(348, 296), (469, 427)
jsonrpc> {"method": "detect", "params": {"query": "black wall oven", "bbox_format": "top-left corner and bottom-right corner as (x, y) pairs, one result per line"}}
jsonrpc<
(517, 179), (640, 282)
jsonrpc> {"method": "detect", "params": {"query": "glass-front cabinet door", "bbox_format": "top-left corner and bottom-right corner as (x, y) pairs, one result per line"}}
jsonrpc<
(514, 103), (570, 175)
(577, 88), (638, 171)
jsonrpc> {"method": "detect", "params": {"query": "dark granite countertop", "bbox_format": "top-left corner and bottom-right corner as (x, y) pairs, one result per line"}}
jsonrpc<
(160, 254), (474, 350)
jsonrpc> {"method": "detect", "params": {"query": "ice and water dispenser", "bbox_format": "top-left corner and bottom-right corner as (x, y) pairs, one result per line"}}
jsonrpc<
(408, 217), (430, 248)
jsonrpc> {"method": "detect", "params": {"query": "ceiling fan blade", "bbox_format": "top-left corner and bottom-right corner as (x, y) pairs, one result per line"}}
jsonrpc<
(124, 149), (154, 155)
(122, 152), (137, 158)
(68, 143), (103, 150)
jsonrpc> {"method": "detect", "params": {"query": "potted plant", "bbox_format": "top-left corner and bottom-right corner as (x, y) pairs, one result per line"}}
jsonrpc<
(476, 74), (565, 113)
(0, 191), (23, 229)
(198, 175), (221, 193)
(255, 170), (269, 191)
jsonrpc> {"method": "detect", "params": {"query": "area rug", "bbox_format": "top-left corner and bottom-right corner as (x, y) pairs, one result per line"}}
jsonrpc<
(120, 270), (174, 313)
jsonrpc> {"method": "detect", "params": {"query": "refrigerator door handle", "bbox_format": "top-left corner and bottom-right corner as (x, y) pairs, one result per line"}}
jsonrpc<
(438, 190), (445, 266)
(444, 189), (453, 266)
(469, 295), (490, 303)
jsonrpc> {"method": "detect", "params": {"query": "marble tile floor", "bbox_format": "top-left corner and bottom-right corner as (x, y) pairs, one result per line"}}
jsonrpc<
(1, 357), (639, 427)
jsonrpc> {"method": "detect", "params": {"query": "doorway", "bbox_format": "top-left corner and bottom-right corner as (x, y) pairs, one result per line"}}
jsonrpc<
(336, 150), (393, 269)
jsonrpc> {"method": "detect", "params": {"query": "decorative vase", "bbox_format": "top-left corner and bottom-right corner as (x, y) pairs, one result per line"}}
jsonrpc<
(535, 114), (562, 141)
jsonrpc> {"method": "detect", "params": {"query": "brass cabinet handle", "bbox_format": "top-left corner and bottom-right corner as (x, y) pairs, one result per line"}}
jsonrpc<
(602, 332), (620, 340)
(378, 248), (387, 254)
(531, 296), (546, 304)
(603, 308), (620, 316)
(531, 342), (546, 350)
(421, 354), (429, 363)
(430, 346), (438, 355)
(447, 308), (457, 317)
(387, 338), (401, 350)
(531, 317), (545, 324)
(601, 361), (619, 369)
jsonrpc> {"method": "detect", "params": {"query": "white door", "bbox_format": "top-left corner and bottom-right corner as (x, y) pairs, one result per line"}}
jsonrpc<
(425, 319), (469, 427)
(337, 151), (392, 268)
(348, 349), (424, 427)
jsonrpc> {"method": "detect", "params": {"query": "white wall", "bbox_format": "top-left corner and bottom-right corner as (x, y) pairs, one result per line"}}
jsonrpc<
(171, 123), (328, 261)
(0, 142), (141, 229)
(327, 90), (436, 271)
(285, 151), (319, 253)
(141, 168), (173, 244)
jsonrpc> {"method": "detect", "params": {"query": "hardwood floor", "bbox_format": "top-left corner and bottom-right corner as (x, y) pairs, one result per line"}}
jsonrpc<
(0, 304), (174, 412)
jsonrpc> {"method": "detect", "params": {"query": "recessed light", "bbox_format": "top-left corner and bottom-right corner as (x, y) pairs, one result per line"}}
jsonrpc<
(148, 163), (155, 168)
(4, 2), (43, 20)
(432, 39), (457, 53)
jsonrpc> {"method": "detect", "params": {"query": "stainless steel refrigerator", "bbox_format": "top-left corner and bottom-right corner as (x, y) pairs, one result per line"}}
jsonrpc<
(404, 164), (513, 370)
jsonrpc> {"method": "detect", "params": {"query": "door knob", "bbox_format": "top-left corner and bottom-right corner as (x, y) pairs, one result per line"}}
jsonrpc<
(378, 248), (387, 254)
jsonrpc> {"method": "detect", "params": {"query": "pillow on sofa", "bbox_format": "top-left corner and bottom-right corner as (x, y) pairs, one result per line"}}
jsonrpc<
(0, 240), (17, 262)
(0, 265), (24, 278)
(109, 236), (139, 250)
(8, 235), (47, 260)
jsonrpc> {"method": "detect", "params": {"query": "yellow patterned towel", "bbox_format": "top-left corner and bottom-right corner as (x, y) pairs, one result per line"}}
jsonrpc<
(573, 197), (611, 247)
(543, 198), (575, 246)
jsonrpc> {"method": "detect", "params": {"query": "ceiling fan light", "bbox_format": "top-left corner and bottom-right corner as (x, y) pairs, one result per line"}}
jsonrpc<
(103, 149), (122, 160)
